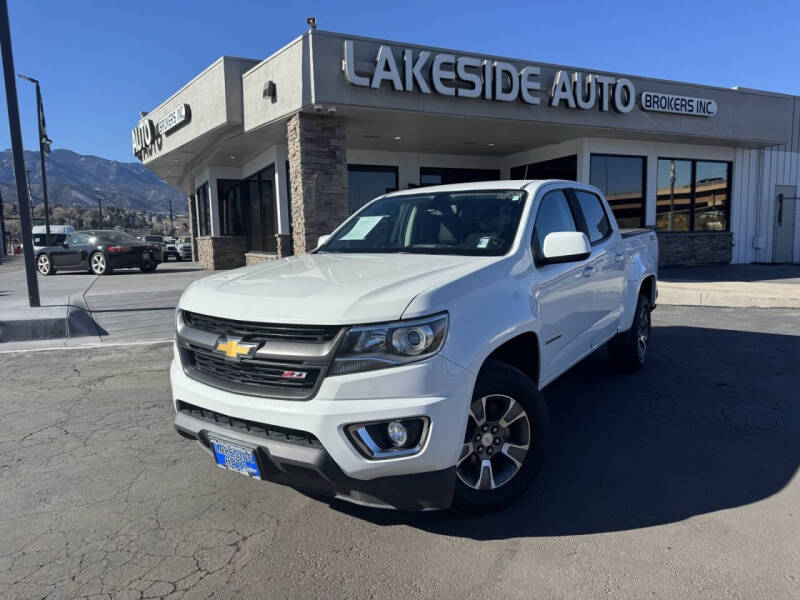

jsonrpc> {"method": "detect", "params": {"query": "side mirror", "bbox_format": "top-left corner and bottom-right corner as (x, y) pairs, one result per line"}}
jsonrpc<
(62, 243), (69, 248)
(541, 231), (591, 264)
(317, 234), (330, 247)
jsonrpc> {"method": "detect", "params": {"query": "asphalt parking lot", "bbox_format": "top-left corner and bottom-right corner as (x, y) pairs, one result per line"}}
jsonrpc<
(1, 305), (799, 599)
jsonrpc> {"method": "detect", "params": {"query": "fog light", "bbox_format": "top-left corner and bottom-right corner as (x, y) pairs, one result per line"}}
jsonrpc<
(387, 421), (407, 447)
(346, 417), (429, 460)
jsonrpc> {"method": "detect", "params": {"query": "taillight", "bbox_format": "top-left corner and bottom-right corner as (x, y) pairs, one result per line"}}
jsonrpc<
(107, 246), (129, 253)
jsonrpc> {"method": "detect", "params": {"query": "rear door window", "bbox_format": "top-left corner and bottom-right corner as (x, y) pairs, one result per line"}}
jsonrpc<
(574, 190), (612, 244)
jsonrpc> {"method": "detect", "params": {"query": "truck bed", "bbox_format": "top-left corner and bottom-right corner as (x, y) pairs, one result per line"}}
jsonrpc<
(620, 228), (654, 239)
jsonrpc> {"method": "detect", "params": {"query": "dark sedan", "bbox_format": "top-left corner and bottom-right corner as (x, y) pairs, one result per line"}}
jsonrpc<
(35, 230), (163, 276)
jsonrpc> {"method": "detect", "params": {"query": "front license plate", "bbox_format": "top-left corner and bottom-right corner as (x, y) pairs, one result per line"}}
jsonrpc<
(142, 252), (150, 260)
(209, 436), (260, 478)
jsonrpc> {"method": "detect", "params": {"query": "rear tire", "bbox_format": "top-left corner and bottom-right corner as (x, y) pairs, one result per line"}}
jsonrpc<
(608, 294), (651, 372)
(37, 254), (55, 275)
(90, 251), (112, 275)
(452, 360), (549, 514)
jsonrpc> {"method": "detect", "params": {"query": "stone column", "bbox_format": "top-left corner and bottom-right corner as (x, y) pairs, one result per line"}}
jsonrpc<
(287, 112), (349, 254)
(275, 233), (292, 257)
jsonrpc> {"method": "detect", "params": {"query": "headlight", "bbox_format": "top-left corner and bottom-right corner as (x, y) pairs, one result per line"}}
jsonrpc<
(330, 313), (448, 375)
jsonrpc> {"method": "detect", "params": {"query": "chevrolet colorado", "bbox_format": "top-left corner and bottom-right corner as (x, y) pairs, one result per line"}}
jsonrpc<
(171, 180), (658, 513)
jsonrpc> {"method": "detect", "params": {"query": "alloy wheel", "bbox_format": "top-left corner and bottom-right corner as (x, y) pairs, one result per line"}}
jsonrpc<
(457, 394), (531, 490)
(91, 253), (106, 274)
(37, 255), (50, 274)
(636, 306), (650, 360)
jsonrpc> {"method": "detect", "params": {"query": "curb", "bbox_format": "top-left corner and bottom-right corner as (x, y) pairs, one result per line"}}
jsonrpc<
(0, 303), (104, 343)
(658, 287), (800, 309)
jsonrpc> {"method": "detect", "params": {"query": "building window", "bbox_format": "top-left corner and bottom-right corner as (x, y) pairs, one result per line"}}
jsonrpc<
(656, 159), (731, 231)
(589, 154), (646, 228)
(510, 155), (577, 181)
(348, 165), (398, 214)
(419, 167), (501, 186)
(216, 166), (278, 252)
(196, 182), (210, 236)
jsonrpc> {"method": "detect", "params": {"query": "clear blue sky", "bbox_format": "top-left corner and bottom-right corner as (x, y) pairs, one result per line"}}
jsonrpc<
(2, 0), (799, 164)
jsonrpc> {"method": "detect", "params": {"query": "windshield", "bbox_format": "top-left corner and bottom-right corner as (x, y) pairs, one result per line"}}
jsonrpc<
(321, 189), (527, 256)
(144, 236), (163, 242)
(33, 233), (67, 246)
(100, 231), (140, 243)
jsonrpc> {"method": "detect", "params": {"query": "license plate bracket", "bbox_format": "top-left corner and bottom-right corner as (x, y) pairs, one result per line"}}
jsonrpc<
(208, 436), (261, 478)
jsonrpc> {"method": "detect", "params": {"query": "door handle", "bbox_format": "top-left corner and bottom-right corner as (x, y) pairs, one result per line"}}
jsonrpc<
(582, 266), (596, 277)
(614, 253), (625, 263)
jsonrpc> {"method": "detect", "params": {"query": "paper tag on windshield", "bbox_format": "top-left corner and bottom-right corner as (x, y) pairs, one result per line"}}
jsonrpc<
(477, 237), (491, 249)
(340, 216), (386, 240)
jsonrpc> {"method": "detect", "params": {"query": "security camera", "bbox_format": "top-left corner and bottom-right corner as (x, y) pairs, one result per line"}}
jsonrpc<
(306, 17), (316, 29)
(327, 106), (337, 115)
(313, 104), (324, 113)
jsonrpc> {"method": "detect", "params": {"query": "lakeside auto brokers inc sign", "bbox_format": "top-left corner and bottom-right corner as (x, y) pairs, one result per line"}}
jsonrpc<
(132, 103), (190, 159)
(342, 40), (717, 117)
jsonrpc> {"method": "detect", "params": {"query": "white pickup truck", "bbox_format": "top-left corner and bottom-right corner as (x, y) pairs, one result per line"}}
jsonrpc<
(172, 180), (658, 513)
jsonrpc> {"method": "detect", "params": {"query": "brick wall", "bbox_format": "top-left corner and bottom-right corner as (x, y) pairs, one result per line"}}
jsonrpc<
(657, 231), (733, 266)
(196, 236), (247, 270)
(287, 112), (349, 254)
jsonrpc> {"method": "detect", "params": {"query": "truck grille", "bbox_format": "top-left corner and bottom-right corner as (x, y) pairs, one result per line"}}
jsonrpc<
(184, 344), (321, 399)
(182, 310), (341, 343)
(177, 401), (321, 448)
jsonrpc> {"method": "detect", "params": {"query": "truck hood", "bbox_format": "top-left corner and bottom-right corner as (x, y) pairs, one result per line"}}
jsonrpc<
(179, 253), (496, 325)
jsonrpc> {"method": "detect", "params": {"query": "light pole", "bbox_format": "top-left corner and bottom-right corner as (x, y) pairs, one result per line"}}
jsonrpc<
(0, 0), (40, 306)
(17, 73), (52, 246)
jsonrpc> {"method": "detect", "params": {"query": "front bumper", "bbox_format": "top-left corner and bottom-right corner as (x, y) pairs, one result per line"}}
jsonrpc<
(174, 405), (455, 510)
(170, 352), (474, 510)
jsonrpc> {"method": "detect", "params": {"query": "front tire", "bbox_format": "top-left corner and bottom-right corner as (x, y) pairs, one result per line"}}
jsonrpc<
(452, 360), (549, 514)
(608, 293), (651, 372)
(37, 254), (55, 275)
(90, 251), (112, 275)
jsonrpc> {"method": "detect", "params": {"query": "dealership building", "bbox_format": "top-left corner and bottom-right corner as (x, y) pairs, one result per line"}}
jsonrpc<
(133, 29), (800, 269)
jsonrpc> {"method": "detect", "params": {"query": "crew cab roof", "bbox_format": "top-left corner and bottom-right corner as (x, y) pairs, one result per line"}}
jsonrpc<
(385, 179), (594, 197)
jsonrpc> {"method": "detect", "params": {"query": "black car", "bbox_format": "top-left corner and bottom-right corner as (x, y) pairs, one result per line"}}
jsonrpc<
(35, 230), (163, 276)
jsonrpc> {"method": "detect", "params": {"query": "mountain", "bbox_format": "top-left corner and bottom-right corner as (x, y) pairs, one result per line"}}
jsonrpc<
(0, 148), (186, 213)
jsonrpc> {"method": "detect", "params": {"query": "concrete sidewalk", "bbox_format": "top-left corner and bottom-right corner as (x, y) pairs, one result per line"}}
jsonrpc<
(658, 264), (800, 309)
(0, 260), (211, 350)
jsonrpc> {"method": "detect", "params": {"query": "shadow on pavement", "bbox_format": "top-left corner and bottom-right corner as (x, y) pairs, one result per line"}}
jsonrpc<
(327, 325), (800, 538)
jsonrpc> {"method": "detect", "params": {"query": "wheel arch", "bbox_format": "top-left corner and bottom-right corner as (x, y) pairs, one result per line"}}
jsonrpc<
(479, 331), (541, 387)
(639, 274), (656, 308)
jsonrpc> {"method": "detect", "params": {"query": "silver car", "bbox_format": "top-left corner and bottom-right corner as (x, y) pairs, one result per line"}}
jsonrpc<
(177, 241), (192, 261)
